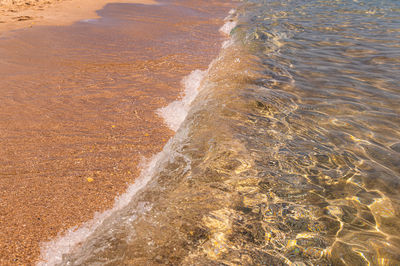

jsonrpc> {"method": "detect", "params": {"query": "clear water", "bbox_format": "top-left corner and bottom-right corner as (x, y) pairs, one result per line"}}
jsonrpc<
(45, 0), (400, 264)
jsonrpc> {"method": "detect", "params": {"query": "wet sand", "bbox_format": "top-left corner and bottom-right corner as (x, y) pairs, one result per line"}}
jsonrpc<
(0, 0), (233, 264)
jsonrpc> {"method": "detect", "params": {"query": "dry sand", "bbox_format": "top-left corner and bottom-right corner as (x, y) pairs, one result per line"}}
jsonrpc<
(0, 0), (156, 35)
(0, 0), (233, 264)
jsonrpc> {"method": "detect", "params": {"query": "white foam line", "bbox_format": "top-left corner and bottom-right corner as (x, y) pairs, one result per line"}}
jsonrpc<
(157, 12), (237, 132)
(220, 9), (237, 35)
(38, 144), (173, 265)
(38, 10), (237, 266)
(157, 69), (206, 132)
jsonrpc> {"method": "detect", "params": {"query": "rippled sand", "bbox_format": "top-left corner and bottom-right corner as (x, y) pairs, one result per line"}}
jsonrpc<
(0, 0), (233, 264)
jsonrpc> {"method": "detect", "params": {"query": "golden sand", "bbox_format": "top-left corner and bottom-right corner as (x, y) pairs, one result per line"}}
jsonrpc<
(0, 0), (156, 35)
(0, 0), (233, 264)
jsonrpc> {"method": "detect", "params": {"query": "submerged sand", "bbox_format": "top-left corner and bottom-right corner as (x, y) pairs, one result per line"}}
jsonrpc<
(0, 0), (233, 264)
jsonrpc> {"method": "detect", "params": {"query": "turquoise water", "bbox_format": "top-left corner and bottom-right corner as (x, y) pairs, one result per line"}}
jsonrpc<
(46, 0), (400, 265)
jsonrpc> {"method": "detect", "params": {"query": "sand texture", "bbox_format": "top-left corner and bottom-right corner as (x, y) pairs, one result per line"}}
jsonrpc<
(0, 0), (233, 264)
(0, 0), (156, 35)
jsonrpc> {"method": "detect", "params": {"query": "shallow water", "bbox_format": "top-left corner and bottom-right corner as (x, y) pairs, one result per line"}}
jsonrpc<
(45, 0), (400, 265)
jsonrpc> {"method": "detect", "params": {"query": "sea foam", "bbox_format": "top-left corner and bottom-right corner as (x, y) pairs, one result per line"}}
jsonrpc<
(157, 69), (206, 132)
(157, 10), (237, 132)
(38, 150), (168, 265)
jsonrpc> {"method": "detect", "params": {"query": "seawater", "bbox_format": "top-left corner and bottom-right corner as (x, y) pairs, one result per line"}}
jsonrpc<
(40, 0), (400, 265)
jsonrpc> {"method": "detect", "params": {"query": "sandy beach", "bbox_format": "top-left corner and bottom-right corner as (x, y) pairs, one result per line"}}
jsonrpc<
(0, 0), (156, 35)
(0, 0), (232, 264)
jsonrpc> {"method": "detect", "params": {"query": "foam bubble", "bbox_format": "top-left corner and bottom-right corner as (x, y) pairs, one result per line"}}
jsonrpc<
(222, 39), (234, 49)
(219, 20), (237, 35)
(157, 69), (206, 132)
(219, 9), (237, 35)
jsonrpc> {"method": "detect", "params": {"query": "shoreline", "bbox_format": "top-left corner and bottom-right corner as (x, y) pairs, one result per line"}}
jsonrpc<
(42, 17), (237, 264)
(40, 17), (236, 263)
(0, 0), (233, 264)
(0, 0), (156, 36)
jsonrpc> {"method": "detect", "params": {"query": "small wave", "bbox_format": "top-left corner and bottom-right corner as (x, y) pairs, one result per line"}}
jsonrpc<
(157, 13), (237, 132)
(157, 69), (206, 132)
(220, 9), (237, 35)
